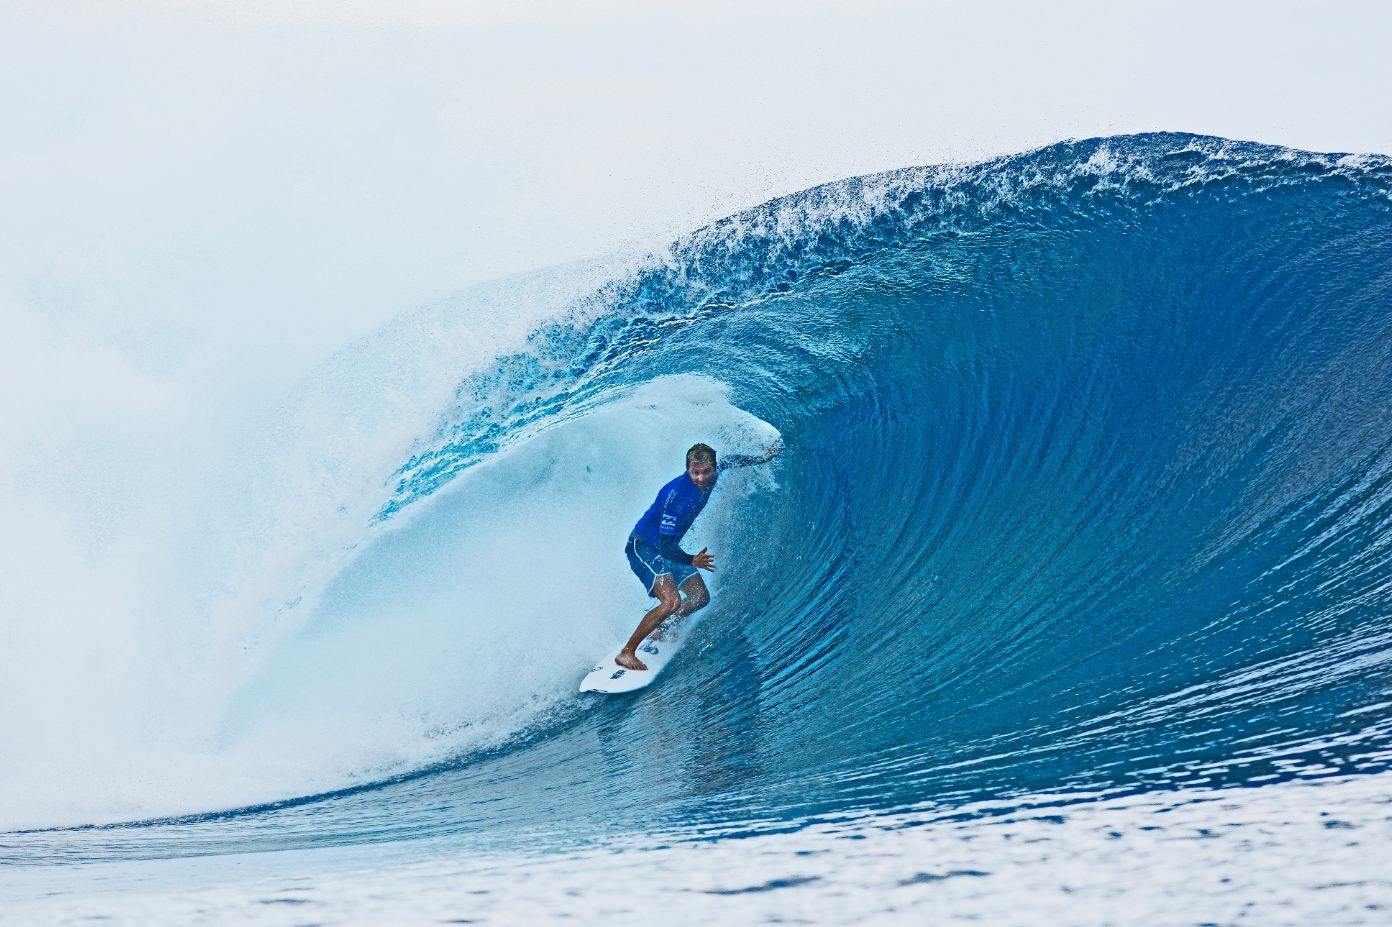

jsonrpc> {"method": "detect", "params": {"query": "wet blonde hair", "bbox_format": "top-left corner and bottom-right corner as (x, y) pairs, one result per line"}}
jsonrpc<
(686, 443), (716, 468)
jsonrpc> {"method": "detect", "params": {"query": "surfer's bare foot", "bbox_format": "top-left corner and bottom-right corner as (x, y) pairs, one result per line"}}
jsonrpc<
(615, 650), (647, 671)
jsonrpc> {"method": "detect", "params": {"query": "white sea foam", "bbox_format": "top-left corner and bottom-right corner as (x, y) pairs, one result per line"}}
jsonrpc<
(0, 275), (776, 832)
(5, 772), (1388, 925)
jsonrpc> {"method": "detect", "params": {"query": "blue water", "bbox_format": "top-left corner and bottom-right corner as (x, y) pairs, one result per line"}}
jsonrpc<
(6, 133), (1392, 885)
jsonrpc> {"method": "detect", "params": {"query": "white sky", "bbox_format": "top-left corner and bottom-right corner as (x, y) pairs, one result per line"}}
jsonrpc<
(2, 0), (1390, 396)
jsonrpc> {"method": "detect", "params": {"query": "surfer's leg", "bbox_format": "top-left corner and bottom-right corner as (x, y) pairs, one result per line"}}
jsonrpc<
(617, 574), (680, 670)
(675, 573), (710, 617)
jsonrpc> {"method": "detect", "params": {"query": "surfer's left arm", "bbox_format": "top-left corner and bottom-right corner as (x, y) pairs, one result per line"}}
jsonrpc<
(719, 437), (783, 472)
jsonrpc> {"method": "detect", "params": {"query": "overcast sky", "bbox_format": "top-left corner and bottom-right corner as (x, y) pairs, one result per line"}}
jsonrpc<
(3, 0), (1390, 396)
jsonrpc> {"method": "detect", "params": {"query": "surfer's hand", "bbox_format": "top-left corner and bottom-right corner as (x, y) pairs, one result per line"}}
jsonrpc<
(692, 547), (715, 571)
(758, 437), (783, 463)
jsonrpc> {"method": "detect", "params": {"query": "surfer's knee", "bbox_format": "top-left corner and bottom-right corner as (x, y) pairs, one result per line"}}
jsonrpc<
(655, 591), (681, 615)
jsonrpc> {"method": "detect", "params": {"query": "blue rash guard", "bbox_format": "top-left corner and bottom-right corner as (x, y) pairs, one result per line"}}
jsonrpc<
(632, 473), (710, 566)
(631, 455), (760, 565)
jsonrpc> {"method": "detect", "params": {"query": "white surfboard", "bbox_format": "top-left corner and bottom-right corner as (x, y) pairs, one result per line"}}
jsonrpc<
(579, 616), (704, 694)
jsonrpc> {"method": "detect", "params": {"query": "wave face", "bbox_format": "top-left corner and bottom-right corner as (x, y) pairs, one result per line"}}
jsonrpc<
(9, 133), (1392, 861)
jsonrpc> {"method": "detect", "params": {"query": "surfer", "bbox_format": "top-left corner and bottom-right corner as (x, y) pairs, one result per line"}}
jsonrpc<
(617, 440), (780, 670)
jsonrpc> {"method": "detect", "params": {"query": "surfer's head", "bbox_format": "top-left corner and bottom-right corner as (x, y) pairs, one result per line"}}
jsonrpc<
(686, 443), (717, 491)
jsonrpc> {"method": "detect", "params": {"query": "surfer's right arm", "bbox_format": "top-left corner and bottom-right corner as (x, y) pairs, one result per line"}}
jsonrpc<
(658, 534), (695, 566)
(658, 534), (713, 571)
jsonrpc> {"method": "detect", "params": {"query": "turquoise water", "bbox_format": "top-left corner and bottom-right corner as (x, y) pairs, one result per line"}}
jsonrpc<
(4, 134), (1392, 923)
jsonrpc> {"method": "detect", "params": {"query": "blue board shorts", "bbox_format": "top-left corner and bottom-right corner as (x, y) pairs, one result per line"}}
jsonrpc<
(626, 534), (699, 597)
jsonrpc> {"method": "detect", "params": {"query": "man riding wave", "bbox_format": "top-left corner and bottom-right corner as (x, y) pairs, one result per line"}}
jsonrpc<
(617, 439), (780, 670)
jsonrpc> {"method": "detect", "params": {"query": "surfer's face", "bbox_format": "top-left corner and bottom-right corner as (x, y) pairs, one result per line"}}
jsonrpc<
(687, 459), (716, 491)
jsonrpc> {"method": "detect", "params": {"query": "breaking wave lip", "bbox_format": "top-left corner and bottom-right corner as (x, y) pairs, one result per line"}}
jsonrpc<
(5, 133), (1392, 860)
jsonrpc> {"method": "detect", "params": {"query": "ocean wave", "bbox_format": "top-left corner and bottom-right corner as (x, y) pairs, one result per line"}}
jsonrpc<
(7, 133), (1392, 861)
